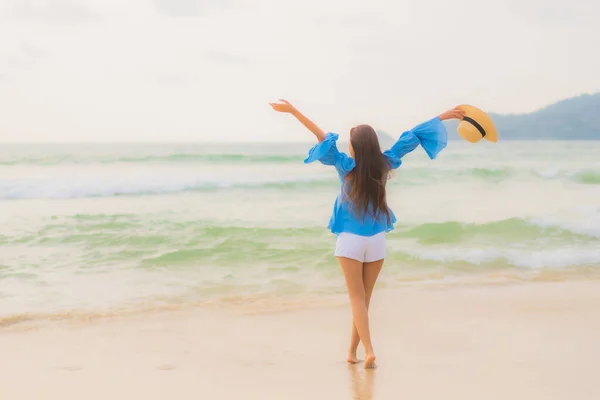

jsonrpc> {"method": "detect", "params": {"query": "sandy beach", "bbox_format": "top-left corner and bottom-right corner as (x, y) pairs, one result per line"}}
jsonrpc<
(2, 281), (599, 400)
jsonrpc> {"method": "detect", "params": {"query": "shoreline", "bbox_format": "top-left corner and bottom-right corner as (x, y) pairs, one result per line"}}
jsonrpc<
(2, 280), (600, 399)
(3, 275), (600, 331)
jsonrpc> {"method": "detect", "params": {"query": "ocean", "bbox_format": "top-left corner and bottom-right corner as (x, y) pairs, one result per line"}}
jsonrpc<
(1, 140), (600, 323)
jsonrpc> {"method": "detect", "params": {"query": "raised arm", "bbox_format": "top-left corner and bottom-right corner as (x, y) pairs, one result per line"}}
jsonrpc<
(270, 98), (355, 179)
(270, 99), (326, 142)
(383, 107), (465, 169)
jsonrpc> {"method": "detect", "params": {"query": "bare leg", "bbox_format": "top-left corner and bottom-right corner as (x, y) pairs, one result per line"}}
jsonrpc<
(338, 257), (382, 369)
(348, 259), (384, 364)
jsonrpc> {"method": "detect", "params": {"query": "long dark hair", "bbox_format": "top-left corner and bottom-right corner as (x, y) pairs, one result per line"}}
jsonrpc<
(345, 124), (391, 223)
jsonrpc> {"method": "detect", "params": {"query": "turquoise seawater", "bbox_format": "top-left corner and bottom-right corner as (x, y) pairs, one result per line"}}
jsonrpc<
(1, 141), (600, 321)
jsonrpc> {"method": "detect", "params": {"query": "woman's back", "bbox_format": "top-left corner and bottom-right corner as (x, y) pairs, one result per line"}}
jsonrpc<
(345, 124), (392, 226)
(304, 116), (449, 236)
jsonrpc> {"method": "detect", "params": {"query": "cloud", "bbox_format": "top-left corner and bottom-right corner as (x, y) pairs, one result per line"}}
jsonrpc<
(506, 0), (597, 26)
(155, 74), (186, 87)
(200, 50), (248, 66)
(11, 0), (96, 24)
(0, 41), (45, 73)
(19, 41), (45, 59)
(152, 0), (228, 17)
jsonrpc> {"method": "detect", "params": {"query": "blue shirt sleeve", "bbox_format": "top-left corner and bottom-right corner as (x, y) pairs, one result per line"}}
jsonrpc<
(383, 116), (448, 169)
(304, 133), (356, 179)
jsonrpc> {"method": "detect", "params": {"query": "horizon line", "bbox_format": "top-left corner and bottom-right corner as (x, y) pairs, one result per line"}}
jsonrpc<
(1, 138), (600, 146)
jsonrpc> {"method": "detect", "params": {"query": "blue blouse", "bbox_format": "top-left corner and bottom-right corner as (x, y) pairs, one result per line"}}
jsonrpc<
(304, 116), (448, 236)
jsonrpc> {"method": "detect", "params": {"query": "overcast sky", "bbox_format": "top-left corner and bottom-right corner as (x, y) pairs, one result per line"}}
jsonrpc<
(0, 0), (598, 143)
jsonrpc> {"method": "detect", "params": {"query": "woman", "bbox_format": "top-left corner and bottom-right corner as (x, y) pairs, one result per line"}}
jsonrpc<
(270, 99), (464, 368)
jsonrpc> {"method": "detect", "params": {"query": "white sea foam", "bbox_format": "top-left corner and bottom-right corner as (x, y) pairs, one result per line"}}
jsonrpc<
(396, 246), (600, 269)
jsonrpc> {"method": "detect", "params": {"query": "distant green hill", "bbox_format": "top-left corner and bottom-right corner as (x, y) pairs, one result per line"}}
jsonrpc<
(443, 92), (600, 140)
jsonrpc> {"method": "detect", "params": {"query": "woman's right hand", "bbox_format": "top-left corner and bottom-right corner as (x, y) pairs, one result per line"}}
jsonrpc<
(270, 99), (325, 142)
(439, 107), (465, 121)
(269, 99), (297, 114)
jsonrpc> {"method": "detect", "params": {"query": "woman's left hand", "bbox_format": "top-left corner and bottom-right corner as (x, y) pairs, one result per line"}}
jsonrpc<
(439, 107), (465, 121)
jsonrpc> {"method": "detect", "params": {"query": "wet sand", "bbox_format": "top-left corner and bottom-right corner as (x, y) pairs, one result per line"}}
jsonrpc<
(2, 281), (600, 399)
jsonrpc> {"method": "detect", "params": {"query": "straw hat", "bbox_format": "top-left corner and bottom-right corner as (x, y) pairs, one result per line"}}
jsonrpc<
(456, 105), (498, 143)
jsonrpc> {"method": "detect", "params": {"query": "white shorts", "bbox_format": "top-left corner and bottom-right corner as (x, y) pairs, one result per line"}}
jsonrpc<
(334, 232), (387, 263)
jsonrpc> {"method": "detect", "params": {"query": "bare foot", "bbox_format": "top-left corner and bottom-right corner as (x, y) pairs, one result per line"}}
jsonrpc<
(347, 352), (359, 364)
(364, 353), (377, 369)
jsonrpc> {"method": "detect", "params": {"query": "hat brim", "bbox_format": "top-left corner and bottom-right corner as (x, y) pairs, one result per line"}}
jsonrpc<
(456, 105), (498, 143)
